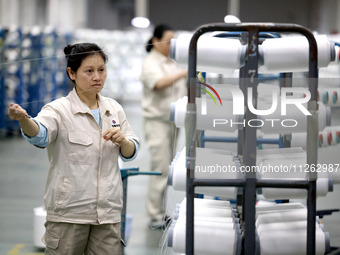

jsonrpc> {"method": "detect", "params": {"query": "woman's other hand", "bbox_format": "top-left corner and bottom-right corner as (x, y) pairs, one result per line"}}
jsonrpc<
(8, 103), (28, 121)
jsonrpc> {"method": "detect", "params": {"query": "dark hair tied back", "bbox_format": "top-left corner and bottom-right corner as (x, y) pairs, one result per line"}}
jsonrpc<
(63, 44), (74, 56)
(146, 24), (172, 52)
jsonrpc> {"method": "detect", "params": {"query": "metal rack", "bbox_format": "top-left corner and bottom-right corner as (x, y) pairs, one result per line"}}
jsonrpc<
(185, 23), (319, 255)
(120, 167), (161, 255)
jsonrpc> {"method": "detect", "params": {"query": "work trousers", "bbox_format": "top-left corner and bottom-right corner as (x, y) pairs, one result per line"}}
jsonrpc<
(42, 221), (123, 255)
(144, 118), (177, 221)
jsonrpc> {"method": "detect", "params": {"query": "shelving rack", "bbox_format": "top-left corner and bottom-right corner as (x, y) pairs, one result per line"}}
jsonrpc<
(0, 27), (72, 136)
(185, 23), (319, 255)
(120, 167), (161, 255)
(199, 32), (288, 151)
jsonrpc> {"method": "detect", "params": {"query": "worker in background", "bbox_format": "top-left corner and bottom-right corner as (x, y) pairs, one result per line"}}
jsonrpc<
(8, 43), (139, 255)
(140, 24), (187, 229)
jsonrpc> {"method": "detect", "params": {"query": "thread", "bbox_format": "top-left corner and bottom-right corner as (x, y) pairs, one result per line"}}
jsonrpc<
(176, 201), (236, 218)
(168, 147), (239, 199)
(169, 198), (241, 255)
(255, 148), (333, 199)
(256, 209), (308, 227)
(171, 33), (335, 74)
(257, 147), (305, 156)
(290, 126), (340, 148)
(256, 203), (329, 255)
(259, 227), (329, 255)
(176, 204), (235, 218)
(259, 35), (335, 73)
(170, 33), (246, 74)
(261, 177), (331, 200)
(175, 214), (237, 228)
(180, 197), (231, 208)
(290, 132), (316, 149)
(258, 157), (332, 199)
(174, 212), (237, 223)
(321, 130), (333, 147)
(317, 88), (340, 106)
(170, 96), (241, 132)
(332, 170), (340, 184)
(324, 126), (340, 144)
(257, 148), (306, 165)
(318, 88), (330, 105)
(330, 88), (340, 106)
(257, 221), (323, 235)
(256, 202), (305, 214)
(169, 219), (241, 255)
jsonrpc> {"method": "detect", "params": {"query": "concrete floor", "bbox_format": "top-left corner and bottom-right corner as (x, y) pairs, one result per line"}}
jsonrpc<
(1, 102), (340, 254)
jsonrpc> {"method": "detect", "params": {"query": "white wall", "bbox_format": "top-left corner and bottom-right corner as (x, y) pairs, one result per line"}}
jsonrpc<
(317, 0), (339, 34)
(337, 0), (340, 34)
(0, 0), (87, 31)
(0, 0), (20, 27)
(47, 0), (87, 31)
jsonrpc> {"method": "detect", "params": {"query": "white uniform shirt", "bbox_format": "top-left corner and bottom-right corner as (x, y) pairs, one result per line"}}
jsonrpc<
(140, 49), (187, 121)
(34, 88), (139, 224)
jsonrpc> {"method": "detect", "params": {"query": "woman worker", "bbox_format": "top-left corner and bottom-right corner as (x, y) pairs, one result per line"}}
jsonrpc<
(8, 43), (139, 254)
(140, 24), (187, 228)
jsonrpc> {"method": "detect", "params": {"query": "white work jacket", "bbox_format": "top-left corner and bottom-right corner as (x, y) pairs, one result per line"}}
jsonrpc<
(35, 88), (139, 224)
(140, 49), (187, 121)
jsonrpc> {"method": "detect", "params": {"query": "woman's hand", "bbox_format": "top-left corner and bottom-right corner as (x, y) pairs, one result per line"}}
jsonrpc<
(8, 103), (39, 137)
(102, 127), (136, 158)
(8, 103), (28, 121)
(103, 127), (128, 145)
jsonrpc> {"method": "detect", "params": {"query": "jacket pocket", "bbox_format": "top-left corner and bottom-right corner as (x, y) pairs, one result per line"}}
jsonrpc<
(67, 131), (93, 165)
(56, 177), (72, 207)
(68, 131), (93, 146)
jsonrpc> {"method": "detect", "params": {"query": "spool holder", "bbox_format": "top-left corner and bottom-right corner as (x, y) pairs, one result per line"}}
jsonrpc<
(185, 23), (319, 255)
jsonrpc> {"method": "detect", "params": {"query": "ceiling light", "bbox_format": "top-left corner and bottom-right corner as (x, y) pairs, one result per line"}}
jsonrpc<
(131, 17), (150, 28)
(224, 15), (241, 23)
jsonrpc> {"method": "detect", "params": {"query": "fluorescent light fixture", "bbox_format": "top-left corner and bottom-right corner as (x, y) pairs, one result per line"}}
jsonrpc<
(131, 17), (150, 28)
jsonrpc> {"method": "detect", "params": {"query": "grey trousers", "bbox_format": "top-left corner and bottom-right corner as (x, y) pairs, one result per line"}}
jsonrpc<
(42, 221), (123, 255)
(144, 118), (177, 221)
